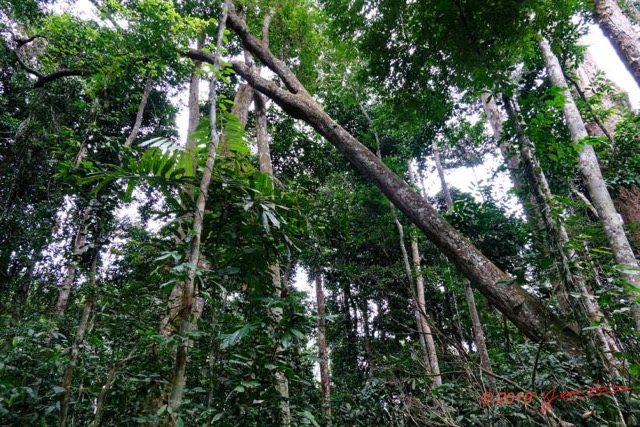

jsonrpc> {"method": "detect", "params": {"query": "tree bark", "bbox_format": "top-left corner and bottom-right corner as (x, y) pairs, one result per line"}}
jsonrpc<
(480, 93), (529, 199)
(167, 4), (228, 419)
(315, 274), (332, 425)
(540, 37), (640, 331)
(504, 96), (623, 374)
(184, 36), (204, 177)
(55, 204), (91, 315)
(217, 6), (584, 357)
(124, 74), (153, 147)
(432, 139), (453, 211)
(91, 347), (137, 427)
(255, 89), (292, 426)
(463, 279), (495, 391)
(593, 0), (640, 89)
(410, 237), (442, 387)
(58, 252), (98, 427)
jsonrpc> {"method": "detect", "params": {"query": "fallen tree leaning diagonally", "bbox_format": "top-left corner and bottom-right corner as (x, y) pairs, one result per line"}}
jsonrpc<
(183, 1), (585, 358)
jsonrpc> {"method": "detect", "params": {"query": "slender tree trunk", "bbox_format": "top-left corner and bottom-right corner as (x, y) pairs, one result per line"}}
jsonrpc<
(573, 51), (640, 250)
(124, 74), (153, 147)
(432, 139), (453, 211)
(503, 96), (574, 316)
(91, 347), (137, 427)
(463, 279), (495, 391)
(222, 8), (584, 357)
(56, 70), (152, 315)
(184, 36), (204, 177)
(315, 274), (332, 426)
(55, 206), (91, 315)
(504, 96), (623, 375)
(593, 0), (640, 88)
(540, 37), (640, 331)
(480, 92), (536, 223)
(58, 254), (97, 427)
(410, 238), (442, 387)
(167, 5), (228, 419)
(255, 91), (292, 426)
(252, 14), (292, 419)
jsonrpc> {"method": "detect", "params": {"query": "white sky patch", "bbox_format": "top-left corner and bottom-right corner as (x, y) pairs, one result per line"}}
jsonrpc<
(583, 24), (640, 110)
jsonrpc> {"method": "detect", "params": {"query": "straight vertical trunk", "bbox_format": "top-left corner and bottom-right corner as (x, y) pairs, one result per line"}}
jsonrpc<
(315, 274), (332, 425)
(184, 36), (204, 177)
(593, 0), (640, 88)
(540, 37), (640, 331)
(480, 93), (522, 181)
(167, 5), (228, 419)
(410, 238), (441, 387)
(463, 279), (494, 391)
(255, 87), (291, 427)
(58, 253), (98, 427)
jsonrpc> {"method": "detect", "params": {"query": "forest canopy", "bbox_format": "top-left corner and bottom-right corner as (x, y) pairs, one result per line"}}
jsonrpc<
(0, 0), (639, 426)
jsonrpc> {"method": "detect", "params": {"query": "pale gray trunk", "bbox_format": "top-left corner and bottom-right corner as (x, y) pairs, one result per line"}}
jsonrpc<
(255, 78), (291, 426)
(184, 36), (204, 176)
(593, 0), (640, 88)
(222, 8), (584, 357)
(58, 254), (97, 427)
(480, 93), (528, 196)
(55, 206), (90, 315)
(432, 139), (453, 211)
(540, 37), (640, 331)
(504, 96), (623, 374)
(410, 238), (441, 387)
(315, 274), (332, 425)
(574, 51), (640, 250)
(124, 74), (153, 147)
(463, 279), (495, 391)
(167, 4), (228, 418)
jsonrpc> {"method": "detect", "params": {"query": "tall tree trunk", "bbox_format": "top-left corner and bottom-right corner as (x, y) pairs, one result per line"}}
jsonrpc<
(254, 39), (292, 423)
(184, 35), (204, 177)
(91, 347), (137, 427)
(432, 139), (453, 211)
(55, 204), (91, 315)
(463, 279), (495, 392)
(503, 96), (574, 316)
(410, 237), (442, 387)
(58, 253), (98, 427)
(124, 74), (153, 147)
(428, 146), (488, 388)
(573, 50), (640, 250)
(56, 70), (152, 315)
(504, 96), (623, 374)
(167, 5), (228, 419)
(480, 92), (536, 222)
(221, 7), (583, 357)
(540, 37), (640, 331)
(593, 0), (640, 88)
(315, 274), (332, 426)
